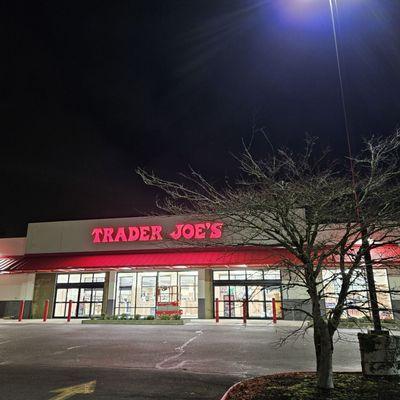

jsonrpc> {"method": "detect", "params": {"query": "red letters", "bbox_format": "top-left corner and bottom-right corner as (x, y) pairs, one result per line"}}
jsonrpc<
(91, 228), (103, 243)
(102, 227), (114, 243)
(92, 221), (224, 244)
(128, 227), (140, 241)
(139, 226), (150, 241)
(182, 224), (195, 239)
(114, 227), (127, 242)
(210, 222), (223, 239)
(194, 223), (206, 239)
(169, 224), (183, 240)
(150, 225), (163, 240)
(169, 222), (224, 241)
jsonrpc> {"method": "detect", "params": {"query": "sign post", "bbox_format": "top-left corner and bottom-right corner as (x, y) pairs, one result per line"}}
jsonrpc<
(67, 300), (73, 322)
(18, 300), (25, 322)
(272, 298), (277, 324)
(215, 298), (219, 323)
(43, 299), (50, 322)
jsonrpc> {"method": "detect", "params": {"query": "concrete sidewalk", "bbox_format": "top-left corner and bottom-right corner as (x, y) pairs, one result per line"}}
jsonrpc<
(0, 318), (306, 327)
(0, 318), (82, 324)
(186, 319), (306, 327)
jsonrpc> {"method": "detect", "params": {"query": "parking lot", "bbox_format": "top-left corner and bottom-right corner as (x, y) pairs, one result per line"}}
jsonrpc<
(0, 321), (362, 399)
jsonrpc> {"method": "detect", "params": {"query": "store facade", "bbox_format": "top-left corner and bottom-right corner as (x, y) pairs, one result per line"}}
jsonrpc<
(0, 215), (399, 321)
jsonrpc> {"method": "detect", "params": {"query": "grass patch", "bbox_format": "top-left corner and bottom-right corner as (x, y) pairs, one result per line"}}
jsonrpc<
(227, 372), (400, 400)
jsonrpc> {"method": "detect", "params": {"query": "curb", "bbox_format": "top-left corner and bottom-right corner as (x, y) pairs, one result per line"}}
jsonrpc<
(220, 381), (241, 400)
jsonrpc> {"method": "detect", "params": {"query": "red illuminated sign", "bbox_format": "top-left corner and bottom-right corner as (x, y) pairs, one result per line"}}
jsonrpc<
(91, 222), (223, 243)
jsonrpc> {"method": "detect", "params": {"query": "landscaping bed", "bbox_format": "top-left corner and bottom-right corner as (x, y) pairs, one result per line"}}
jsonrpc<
(338, 321), (400, 330)
(82, 319), (184, 325)
(225, 372), (400, 400)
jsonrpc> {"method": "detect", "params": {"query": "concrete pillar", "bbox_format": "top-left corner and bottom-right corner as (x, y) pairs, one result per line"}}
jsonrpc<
(359, 332), (400, 376)
(281, 269), (312, 321)
(106, 271), (117, 316)
(198, 269), (213, 319)
(31, 273), (56, 319)
(102, 272), (110, 316)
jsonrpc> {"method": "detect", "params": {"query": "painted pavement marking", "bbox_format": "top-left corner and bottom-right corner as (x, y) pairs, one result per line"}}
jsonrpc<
(156, 330), (203, 370)
(49, 380), (96, 400)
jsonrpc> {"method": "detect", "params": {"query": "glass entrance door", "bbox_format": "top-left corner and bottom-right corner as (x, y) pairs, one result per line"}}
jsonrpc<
(54, 273), (105, 318)
(214, 285), (246, 318)
(247, 285), (266, 318)
(213, 269), (283, 320)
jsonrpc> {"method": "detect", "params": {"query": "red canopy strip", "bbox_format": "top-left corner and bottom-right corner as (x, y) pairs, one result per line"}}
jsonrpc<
(1, 247), (295, 273)
(1, 245), (399, 274)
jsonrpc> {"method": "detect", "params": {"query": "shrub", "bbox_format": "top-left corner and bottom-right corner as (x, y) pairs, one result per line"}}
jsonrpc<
(160, 314), (171, 320)
(146, 315), (155, 320)
(134, 314), (141, 320)
(171, 314), (181, 320)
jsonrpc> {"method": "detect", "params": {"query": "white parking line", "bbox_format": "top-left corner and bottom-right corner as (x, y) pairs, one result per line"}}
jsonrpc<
(156, 330), (203, 370)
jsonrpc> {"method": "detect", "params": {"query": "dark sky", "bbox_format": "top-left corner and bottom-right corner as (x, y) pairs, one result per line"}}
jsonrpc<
(2, 0), (400, 237)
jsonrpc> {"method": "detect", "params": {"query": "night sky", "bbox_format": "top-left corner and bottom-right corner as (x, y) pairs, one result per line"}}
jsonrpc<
(2, 0), (400, 237)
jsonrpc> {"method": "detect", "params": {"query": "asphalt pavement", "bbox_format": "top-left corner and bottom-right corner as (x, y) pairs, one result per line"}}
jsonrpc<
(0, 321), (363, 399)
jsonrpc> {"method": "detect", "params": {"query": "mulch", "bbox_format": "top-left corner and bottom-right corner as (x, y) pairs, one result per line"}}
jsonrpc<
(225, 372), (400, 400)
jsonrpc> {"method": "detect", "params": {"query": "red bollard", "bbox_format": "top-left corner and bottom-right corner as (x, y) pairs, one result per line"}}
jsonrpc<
(243, 300), (247, 324)
(215, 298), (219, 323)
(67, 300), (73, 322)
(18, 300), (25, 322)
(272, 298), (277, 324)
(43, 299), (50, 322)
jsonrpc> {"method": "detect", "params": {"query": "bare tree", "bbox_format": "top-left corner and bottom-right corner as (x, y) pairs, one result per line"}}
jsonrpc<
(137, 132), (400, 389)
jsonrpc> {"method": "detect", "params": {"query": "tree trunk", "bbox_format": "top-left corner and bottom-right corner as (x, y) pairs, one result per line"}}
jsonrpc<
(311, 289), (334, 389)
(315, 322), (334, 389)
(361, 227), (382, 332)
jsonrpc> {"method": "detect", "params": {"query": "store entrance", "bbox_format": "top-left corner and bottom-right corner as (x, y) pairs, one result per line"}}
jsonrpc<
(213, 269), (283, 319)
(53, 273), (105, 318)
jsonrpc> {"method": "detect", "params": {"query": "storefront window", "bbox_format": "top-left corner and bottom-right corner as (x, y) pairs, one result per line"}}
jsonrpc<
(323, 269), (393, 320)
(375, 270), (393, 319)
(179, 272), (197, 317)
(230, 270), (246, 280)
(264, 270), (281, 280)
(114, 270), (199, 318)
(246, 270), (264, 280)
(57, 274), (69, 284)
(136, 272), (157, 316)
(213, 271), (229, 280)
(212, 269), (280, 281)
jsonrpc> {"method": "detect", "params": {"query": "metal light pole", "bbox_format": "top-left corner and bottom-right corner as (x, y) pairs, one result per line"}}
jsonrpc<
(328, 0), (382, 332)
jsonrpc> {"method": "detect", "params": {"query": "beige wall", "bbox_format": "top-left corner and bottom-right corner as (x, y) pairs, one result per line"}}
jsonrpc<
(0, 273), (35, 301)
(0, 237), (26, 256)
(25, 214), (284, 255)
(26, 215), (221, 254)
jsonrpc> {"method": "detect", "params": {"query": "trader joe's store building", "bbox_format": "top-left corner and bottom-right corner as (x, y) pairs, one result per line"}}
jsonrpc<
(0, 215), (400, 321)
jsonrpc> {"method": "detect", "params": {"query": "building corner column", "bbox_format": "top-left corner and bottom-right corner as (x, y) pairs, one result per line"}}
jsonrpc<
(198, 269), (213, 319)
(106, 271), (116, 316)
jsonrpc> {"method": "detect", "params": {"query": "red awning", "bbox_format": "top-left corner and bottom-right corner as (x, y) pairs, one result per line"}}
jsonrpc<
(3, 244), (399, 274)
(0, 257), (24, 271)
(2, 247), (294, 273)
